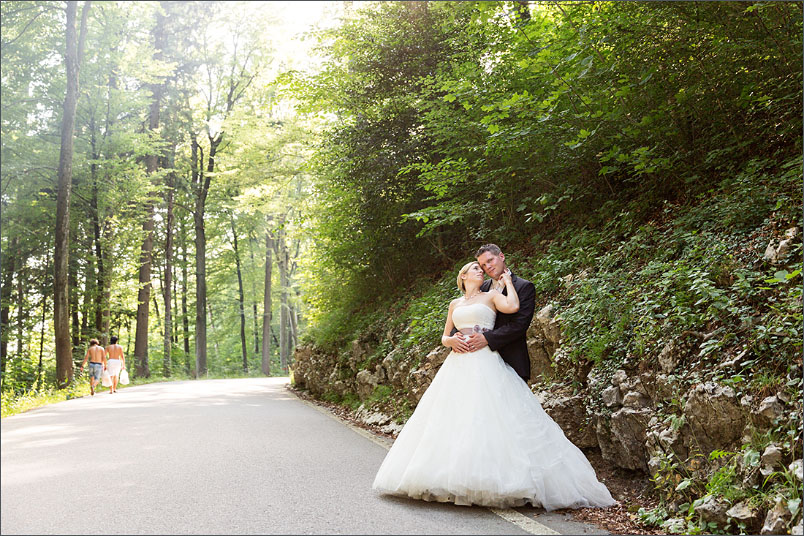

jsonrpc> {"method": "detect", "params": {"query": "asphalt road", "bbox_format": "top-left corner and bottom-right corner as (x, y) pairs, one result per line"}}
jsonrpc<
(1, 378), (606, 535)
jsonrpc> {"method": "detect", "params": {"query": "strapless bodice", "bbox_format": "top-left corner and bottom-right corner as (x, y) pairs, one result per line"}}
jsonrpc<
(452, 303), (496, 331)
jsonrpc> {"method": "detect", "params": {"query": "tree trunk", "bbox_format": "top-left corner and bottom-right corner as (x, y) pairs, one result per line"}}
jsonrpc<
(163, 157), (175, 377)
(89, 124), (106, 342)
(261, 223), (273, 376)
(194, 196), (207, 377)
(54, 0), (90, 388)
(230, 214), (248, 373)
(274, 223), (290, 373)
(69, 256), (81, 347)
(248, 235), (259, 359)
(207, 301), (219, 365)
(1, 237), (17, 386)
(15, 264), (26, 380)
(180, 216), (191, 372)
(37, 250), (50, 391)
(134, 8), (166, 379)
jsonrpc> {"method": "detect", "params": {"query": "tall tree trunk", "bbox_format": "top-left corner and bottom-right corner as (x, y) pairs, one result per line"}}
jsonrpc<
(15, 264), (26, 380)
(247, 235), (259, 358)
(180, 216), (191, 372)
(54, 0), (90, 388)
(163, 157), (175, 377)
(274, 223), (289, 373)
(261, 223), (273, 376)
(207, 301), (219, 365)
(37, 251), (50, 391)
(1, 237), (18, 386)
(230, 213), (248, 373)
(89, 122), (106, 342)
(69, 257), (81, 347)
(134, 9), (165, 378)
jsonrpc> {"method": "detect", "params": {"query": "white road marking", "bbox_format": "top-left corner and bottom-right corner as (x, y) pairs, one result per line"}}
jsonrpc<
(289, 388), (561, 535)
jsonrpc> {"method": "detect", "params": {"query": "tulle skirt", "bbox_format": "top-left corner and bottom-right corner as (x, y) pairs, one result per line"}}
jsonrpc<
(372, 347), (616, 510)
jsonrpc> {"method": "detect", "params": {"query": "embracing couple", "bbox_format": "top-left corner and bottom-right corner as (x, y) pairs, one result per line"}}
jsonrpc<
(373, 244), (616, 510)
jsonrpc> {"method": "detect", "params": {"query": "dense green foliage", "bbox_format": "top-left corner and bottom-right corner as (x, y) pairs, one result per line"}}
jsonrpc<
(294, 1), (801, 347)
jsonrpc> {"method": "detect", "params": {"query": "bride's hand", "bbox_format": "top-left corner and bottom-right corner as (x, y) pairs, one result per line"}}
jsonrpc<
(500, 271), (512, 285)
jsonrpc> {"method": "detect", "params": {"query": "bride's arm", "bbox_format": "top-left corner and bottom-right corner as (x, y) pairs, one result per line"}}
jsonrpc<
(491, 273), (520, 313)
(442, 299), (470, 353)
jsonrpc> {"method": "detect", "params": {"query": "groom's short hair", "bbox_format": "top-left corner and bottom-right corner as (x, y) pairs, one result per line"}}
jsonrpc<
(476, 244), (502, 257)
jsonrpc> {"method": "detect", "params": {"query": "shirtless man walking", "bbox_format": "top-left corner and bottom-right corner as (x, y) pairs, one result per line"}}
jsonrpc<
(80, 339), (106, 396)
(105, 336), (126, 394)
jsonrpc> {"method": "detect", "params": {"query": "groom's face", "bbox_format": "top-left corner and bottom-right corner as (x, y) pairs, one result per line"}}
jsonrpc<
(477, 251), (505, 279)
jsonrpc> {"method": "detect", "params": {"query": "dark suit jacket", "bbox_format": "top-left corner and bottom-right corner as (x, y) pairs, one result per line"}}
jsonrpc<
(452, 273), (536, 382)
(481, 274), (536, 382)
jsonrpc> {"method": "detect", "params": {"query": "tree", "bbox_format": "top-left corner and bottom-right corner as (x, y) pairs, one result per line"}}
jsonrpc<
(54, 0), (91, 388)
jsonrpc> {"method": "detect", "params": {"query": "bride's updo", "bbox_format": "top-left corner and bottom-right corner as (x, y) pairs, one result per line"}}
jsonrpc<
(457, 261), (479, 293)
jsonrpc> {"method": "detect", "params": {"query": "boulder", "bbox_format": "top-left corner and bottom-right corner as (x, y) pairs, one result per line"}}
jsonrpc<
(760, 444), (783, 477)
(726, 502), (759, 527)
(601, 385), (623, 408)
(534, 304), (561, 347)
(424, 345), (449, 366)
(596, 407), (652, 471)
(695, 494), (729, 526)
(790, 459), (803, 481)
(761, 498), (792, 535)
(753, 396), (784, 429)
(612, 369), (628, 388)
(355, 369), (379, 400)
(541, 392), (598, 448)
(623, 390), (651, 408)
(658, 341), (680, 373)
(526, 337), (554, 382)
(683, 382), (744, 455)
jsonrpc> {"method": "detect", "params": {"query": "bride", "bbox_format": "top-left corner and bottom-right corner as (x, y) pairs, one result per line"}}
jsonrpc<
(372, 261), (616, 510)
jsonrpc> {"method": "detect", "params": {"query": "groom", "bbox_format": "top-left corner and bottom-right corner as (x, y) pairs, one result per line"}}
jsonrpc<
(448, 244), (536, 383)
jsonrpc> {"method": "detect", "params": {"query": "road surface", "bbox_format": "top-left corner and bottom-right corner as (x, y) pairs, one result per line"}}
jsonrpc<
(1, 378), (606, 534)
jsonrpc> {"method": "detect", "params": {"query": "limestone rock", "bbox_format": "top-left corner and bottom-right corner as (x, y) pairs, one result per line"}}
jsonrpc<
(790, 459), (803, 481)
(793, 521), (803, 536)
(541, 392), (598, 448)
(424, 346), (449, 369)
(726, 502), (758, 525)
(695, 495), (729, 526)
(754, 396), (784, 429)
(596, 407), (652, 471)
(658, 341), (680, 373)
(683, 382), (744, 455)
(526, 337), (554, 382)
(761, 498), (792, 535)
(760, 444), (783, 477)
(601, 385), (623, 408)
(355, 369), (379, 400)
(623, 390), (651, 408)
(612, 369), (628, 388)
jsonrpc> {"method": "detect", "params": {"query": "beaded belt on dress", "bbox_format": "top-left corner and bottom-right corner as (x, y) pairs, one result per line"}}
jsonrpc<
(458, 326), (491, 335)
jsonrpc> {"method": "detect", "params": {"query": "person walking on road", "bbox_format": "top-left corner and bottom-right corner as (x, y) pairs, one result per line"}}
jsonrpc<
(104, 336), (126, 394)
(80, 339), (106, 396)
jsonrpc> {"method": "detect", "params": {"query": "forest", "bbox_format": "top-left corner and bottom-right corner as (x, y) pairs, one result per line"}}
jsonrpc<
(2, 1), (330, 399)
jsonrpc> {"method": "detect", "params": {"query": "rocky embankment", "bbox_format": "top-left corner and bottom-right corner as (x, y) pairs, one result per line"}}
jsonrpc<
(293, 228), (802, 534)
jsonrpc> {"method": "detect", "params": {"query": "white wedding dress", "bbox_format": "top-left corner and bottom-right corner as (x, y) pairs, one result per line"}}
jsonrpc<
(372, 302), (615, 510)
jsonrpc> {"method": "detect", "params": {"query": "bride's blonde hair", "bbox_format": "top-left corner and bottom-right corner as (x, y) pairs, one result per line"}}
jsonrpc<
(457, 261), (479, 293)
